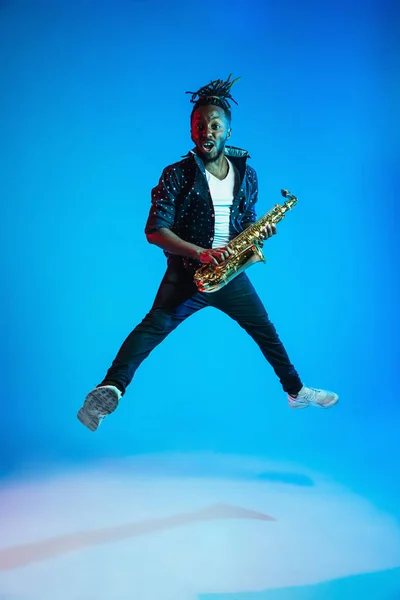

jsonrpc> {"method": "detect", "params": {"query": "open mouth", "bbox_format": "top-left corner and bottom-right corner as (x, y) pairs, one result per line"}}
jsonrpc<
(201, 141), (215, 152)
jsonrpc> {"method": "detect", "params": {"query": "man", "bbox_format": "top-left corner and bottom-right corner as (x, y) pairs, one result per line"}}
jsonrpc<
(77, 75), (338, 432)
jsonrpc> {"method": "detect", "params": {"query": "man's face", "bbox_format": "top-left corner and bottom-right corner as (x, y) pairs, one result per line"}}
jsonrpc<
(191, 105), (231, 163)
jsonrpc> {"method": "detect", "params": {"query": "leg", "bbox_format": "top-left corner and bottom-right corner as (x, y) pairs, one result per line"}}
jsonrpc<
(209, 273), (303, 396)
(78, 263), (208, 430)
(99, 263), (208, 394)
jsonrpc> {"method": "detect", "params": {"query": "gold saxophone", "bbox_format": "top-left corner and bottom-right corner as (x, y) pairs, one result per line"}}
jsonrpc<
(193, 189), (298, 293)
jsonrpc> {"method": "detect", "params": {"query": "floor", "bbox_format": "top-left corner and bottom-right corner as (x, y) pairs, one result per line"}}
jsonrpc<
(1, 453), (399, 600)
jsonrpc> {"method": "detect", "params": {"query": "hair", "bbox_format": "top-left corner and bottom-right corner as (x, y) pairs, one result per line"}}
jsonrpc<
(186, 74), (240, 123)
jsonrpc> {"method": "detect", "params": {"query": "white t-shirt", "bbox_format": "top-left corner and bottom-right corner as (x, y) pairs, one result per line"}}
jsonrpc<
(205, 158), (239, 248)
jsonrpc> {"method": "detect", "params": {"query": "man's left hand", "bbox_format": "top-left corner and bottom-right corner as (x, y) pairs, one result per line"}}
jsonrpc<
(260, 222), (277, 240)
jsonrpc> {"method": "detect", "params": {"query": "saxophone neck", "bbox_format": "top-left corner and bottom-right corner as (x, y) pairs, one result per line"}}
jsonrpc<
(261, 194), (298, 225)
(232, 190), (298, 241)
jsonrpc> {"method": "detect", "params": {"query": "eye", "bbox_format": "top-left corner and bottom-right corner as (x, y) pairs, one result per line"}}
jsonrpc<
(212, 123), (221, 129)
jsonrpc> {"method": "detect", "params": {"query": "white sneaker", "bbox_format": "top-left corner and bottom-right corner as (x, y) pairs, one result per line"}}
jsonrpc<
(77, 385), (122, 431)
(288, 385), (339, 409)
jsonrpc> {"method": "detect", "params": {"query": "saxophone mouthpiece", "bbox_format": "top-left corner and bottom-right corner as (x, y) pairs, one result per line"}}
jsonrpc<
(281, 189), (290, 198)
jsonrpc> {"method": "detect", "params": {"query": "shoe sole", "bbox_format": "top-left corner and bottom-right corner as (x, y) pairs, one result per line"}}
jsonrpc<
(77, 407), (99, 431)
(289, 402), (309, 410)
(77, 388), (120, 432)
(289, 396), (339, 410)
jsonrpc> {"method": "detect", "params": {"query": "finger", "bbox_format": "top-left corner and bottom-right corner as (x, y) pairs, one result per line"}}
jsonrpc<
(214, 248), (228, 258)
(215, 251), (227, 262)
(210, 251), (223, 263)
(205, 252), (218, 265)
(221, 247), (233, 258)
(201, 252), (216, 265)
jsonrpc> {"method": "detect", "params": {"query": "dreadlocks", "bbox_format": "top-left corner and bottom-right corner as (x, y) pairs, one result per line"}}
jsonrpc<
(186, 74), (240, 122)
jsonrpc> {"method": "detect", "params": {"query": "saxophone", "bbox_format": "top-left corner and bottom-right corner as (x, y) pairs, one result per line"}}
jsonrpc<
(193, 189), (298, 293)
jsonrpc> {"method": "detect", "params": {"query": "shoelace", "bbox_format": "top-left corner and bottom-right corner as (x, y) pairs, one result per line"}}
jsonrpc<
(303, 387), (319, 403)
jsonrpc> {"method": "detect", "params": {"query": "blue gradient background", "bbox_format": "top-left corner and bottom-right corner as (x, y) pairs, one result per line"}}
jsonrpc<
(1, 0), (399, 597)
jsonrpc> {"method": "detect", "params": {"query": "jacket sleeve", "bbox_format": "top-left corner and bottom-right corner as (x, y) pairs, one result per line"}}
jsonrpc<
(241, 168), (258, 229)
(145, 166), (180, 234)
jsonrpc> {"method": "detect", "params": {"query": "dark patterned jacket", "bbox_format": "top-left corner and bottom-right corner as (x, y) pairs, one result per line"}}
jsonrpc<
(145, 146), (258, 271)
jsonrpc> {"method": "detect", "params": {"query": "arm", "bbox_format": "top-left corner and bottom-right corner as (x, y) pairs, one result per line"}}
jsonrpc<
(147, 227), (233, 265)
(145, 166), (231, 265)
(145, 167), (204, 259)
(146, 227), (202, 259)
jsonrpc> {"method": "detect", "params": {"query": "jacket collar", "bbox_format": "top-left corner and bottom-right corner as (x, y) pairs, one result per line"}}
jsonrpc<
(183, 145), (251, 159)
(183, 145), (251, 182)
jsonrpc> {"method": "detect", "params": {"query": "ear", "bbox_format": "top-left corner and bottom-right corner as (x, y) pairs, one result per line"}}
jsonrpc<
(227, 128), (232, 139)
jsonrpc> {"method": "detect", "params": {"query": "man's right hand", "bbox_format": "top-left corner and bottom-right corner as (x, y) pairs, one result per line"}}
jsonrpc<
(197, 246), (234, 266)
(148, 229), (234, 266)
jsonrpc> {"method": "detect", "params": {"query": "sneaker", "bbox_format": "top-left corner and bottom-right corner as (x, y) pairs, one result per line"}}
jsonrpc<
(288, 385), (339, 409)
(77, 385), (121, 431)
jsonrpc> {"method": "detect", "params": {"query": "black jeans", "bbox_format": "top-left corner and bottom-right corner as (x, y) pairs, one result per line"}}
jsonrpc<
(99, 261), (303, 396)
